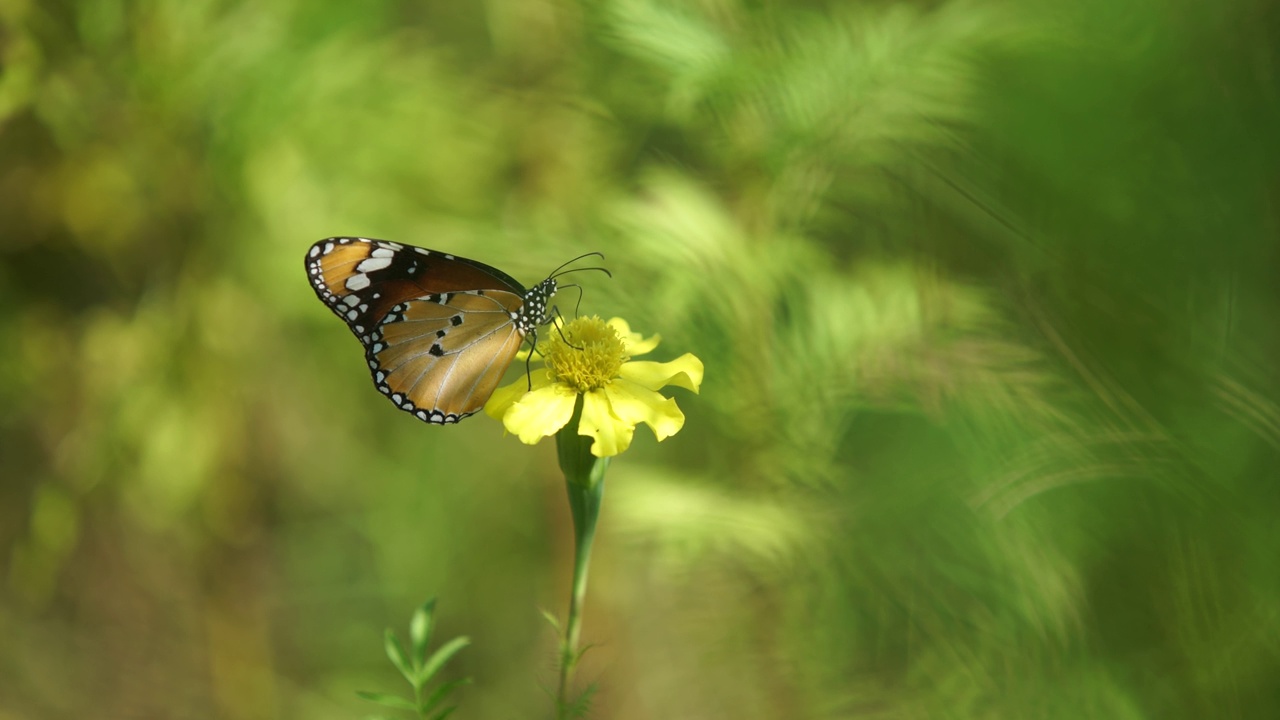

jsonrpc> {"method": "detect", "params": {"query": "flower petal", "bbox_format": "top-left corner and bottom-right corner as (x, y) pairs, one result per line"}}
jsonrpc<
(617, 353), (704, 393)
(608, 317), (660, 356)
(502, 382), (578, 444)
(605, 378), (686, 441)
(484, 371), (555, 419)
(578, 388), (635, 457)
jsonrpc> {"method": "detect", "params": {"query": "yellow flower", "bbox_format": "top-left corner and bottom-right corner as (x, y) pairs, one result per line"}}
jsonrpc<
(485, 317), (703, 457)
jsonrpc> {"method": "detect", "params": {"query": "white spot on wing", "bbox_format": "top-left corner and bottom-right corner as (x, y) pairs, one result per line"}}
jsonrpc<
(356, 257), (392, 272)
(371, 247), (394, 258)
(343, 295), (360, 307)
(346, 274), (371, 290)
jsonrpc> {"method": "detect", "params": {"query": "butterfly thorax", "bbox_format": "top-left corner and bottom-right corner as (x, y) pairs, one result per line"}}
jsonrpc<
(517, 278), (556, 336)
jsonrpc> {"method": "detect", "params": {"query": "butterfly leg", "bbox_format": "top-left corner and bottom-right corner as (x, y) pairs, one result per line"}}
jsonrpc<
(547, 307), (588, 352)
(555, 283), (587, 318)
(522, 329), (546, 391)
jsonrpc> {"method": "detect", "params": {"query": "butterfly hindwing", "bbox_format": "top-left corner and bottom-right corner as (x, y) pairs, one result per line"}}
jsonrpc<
(368, 291), (526, 423)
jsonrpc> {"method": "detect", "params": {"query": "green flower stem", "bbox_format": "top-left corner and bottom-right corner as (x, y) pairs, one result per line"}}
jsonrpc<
(555, 398), (609, 717)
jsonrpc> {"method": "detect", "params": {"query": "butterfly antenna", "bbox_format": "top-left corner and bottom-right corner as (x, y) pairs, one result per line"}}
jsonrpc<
(548, 251), (611, 281)
(553, 265), (612, 281)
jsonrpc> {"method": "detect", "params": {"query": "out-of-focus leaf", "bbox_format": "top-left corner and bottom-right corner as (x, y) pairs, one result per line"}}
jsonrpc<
(355, 691), (418, 711)
(430, 706), (459, 720)
(422, 678), (471, 715)
(383, 629), (413, 682)
(410, 598), (436, 670)
(420, 636), (471, 684)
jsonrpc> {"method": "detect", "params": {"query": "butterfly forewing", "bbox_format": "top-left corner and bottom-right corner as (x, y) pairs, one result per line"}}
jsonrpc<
(305, 236), (551, 425)
(305, 237), (526, 341)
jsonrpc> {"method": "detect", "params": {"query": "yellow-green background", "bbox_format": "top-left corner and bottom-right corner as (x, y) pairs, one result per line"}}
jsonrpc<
(3, 1), (1278, 718)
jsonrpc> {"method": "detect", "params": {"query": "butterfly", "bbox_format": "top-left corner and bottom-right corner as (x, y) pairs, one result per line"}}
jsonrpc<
(305, 236), (605, 425)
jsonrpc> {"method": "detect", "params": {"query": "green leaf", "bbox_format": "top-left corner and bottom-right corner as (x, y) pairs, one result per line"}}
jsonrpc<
(561, 682), (597, 719)
(419, 636), (471, 684)
(421, 678), (471, 715)
(573, 642), (596, 665)
(539, 608), (562, 633)
(383, 629), (413, 682)
(410, 598), (437, 670)
(430, 706), (459, 720)
(356, 691), (418, 711)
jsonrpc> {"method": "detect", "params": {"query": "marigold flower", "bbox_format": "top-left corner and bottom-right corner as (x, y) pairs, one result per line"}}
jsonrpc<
(485, 317), (703, 457)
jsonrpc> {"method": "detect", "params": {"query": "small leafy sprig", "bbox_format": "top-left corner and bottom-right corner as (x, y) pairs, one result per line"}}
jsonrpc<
(540, 611), (597, 719)
(358, 598), (471, 720)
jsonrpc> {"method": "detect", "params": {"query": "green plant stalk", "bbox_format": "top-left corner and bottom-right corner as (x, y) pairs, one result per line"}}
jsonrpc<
(555, 398), (609, 717)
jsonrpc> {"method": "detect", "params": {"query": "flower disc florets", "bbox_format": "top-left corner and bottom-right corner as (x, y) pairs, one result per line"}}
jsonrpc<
(485, 316), (704, 457)
(544, 316), (628, 392)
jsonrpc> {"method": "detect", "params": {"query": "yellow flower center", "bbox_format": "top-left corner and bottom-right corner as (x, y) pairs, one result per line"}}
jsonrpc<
(543, 316), (628, 392)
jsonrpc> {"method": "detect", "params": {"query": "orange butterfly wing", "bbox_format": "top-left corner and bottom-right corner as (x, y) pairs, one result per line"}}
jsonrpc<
(306, 237), (526, 343)
(305, 237), (553, 425)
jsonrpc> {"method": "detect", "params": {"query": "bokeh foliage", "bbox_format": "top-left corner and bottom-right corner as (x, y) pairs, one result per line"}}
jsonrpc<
(3, 0), (1279, 718)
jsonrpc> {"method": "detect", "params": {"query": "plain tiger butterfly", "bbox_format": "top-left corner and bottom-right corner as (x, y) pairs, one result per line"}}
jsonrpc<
(305, 237), (605, 425)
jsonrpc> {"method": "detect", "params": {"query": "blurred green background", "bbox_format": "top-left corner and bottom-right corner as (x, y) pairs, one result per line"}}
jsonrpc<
(3, 0), (1279, 718)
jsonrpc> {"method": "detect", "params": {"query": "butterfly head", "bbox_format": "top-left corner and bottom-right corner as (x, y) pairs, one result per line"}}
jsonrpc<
(517, 277), (557, 336)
